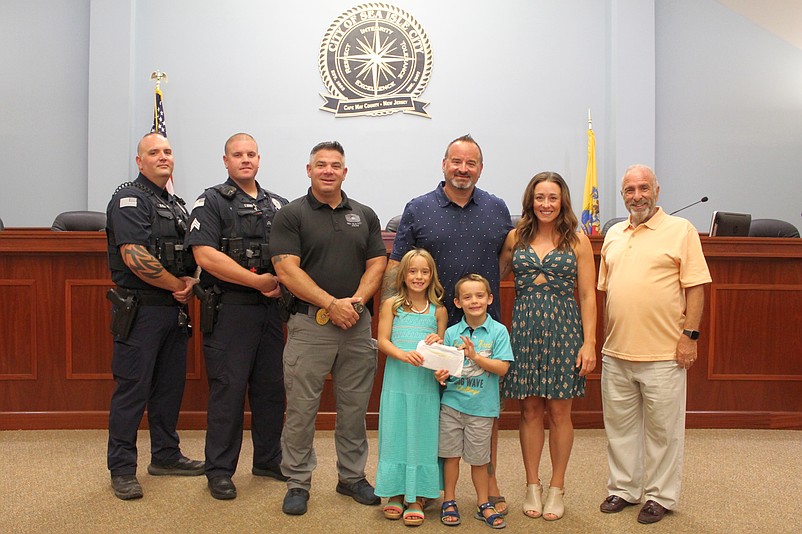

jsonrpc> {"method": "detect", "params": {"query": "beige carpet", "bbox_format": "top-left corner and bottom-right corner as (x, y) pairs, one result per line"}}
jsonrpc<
(0, 429), (799, 533)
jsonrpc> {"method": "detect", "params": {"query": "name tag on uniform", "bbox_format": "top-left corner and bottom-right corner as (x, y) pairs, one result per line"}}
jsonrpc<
(120, 197), (137, 208)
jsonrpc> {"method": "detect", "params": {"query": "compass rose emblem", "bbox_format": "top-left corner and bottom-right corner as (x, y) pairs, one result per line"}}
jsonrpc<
(319, 3), (433, 117)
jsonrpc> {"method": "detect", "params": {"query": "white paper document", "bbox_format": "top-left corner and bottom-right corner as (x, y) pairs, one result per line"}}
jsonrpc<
(416, 340), (464, 377)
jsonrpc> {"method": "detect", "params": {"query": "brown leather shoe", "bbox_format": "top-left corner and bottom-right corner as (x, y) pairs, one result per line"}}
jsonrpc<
(637, 500), (669, 524)
(600, 495), (637, 513)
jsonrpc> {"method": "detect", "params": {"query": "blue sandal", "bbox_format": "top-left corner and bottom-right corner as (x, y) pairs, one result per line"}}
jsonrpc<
(474, 501), (506, 529)
(488, 495), (508, 516)
(440, 499), (461, 526)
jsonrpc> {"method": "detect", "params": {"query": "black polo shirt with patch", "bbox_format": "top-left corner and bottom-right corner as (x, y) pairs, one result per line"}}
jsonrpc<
(269, 188), (385, 299)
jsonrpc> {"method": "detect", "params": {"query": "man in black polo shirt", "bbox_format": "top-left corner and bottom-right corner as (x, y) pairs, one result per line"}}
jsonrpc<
(269, 141), (387, 516)
(186, 133), (289, 500)
(105, 132), (203, 500)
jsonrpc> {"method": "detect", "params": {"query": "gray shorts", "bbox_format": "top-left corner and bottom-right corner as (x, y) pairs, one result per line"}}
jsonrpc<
(438, 404), (493, 465)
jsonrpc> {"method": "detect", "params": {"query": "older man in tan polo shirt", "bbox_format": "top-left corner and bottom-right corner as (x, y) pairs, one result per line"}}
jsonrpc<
(597, 164), (711, 525)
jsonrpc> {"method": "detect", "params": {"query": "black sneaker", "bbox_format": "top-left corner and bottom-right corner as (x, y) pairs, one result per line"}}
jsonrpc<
(111, 475), (143, 500)
(252, 464), (289, 481)
(335, 478), (380, 505)
(147, 456), (204, 476)
(282, 488), (310, 515)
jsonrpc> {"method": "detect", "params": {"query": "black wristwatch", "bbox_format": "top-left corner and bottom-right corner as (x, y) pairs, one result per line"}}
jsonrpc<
(682, 329), (700, 340)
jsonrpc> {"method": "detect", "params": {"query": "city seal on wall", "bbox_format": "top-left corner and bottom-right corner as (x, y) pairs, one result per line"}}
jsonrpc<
(318, 3), (433, 118)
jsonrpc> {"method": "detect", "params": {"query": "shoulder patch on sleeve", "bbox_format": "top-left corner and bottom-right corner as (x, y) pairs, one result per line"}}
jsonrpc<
(192, 198), (205, 210)
(190, 219), (201, 232)
(271, 198), (283, 211)
(120, 197), (137, 208)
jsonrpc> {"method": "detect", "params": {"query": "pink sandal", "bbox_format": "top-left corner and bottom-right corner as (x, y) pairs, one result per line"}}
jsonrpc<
(383, 499), (403, 520)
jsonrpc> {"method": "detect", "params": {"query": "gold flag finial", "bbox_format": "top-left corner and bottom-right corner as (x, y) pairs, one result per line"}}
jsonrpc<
(150, 70), (168, 89)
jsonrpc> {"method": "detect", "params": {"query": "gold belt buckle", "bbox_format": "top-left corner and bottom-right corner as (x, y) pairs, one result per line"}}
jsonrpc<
(315, 308), (330, 325)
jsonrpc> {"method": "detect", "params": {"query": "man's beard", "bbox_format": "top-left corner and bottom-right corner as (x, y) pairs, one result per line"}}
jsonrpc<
(448, 176), (474, 190)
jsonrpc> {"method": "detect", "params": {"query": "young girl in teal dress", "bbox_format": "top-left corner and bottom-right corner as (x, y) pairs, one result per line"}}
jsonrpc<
(375, 248), (447, 527)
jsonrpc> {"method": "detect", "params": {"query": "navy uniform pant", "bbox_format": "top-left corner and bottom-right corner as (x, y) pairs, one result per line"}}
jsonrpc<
(107, 305), (188, 476)
(203, 300), (285, 478)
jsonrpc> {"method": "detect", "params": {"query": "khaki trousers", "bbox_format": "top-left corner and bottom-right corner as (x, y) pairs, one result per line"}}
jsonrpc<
(280, 311), (377, 491)
(601, 355), (686, 510)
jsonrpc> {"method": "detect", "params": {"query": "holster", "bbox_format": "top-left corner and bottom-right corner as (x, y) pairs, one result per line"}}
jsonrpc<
(278, 284), (297, 322)
(106, 288), (139, 339)
(193, 284), (221, 334)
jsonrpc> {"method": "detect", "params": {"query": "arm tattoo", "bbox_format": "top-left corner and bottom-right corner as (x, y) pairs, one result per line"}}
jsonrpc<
(273, 254), (288, 265)
(381, 264), (399, 302)
(123, 245), (165, 280)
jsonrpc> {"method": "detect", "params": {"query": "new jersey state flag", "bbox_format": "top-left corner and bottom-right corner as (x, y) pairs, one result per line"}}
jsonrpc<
(581, 126), (600, 235)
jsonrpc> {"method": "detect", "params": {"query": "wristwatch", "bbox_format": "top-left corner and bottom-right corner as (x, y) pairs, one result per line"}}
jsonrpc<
(682, 329), (700, 340)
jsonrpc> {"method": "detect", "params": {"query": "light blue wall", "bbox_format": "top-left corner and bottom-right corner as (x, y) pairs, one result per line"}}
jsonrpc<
(1, 0), (90, 227)
(117, 0), (624, 228)
(656, 0), (802, 231)
(1, 0), (800, 232)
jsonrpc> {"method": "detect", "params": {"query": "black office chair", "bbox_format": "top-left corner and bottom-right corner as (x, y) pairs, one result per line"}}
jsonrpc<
(385, 214), (402, 232)
(51, 211), (107, 231)
(601, 217), (627, 235)
(747, 218), (800, 238)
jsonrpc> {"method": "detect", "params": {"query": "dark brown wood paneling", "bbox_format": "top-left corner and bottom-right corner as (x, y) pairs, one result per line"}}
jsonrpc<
(66, 280), (114, 379)
(686, 239), (802, 421)
(0, 280), (37, 379)
(1, 230), (802, 430)
(709, 284), (802, 380)
(0, 230), (209, 428)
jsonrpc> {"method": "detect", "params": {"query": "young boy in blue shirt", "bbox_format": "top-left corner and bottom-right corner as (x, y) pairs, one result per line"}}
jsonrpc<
(435, 274), (514, 529)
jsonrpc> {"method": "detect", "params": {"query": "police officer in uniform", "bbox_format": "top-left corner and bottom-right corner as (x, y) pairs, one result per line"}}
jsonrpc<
(106, 132), (204, 501)
(186, 133), (288, 500)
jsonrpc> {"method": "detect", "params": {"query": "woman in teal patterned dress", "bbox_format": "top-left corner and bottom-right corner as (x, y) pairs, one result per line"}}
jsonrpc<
(500, 172), (597, 521)
(375, 248), (447, 526)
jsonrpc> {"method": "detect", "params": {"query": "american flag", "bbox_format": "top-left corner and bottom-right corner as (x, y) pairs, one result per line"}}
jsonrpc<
(151, 86), (167, 137)
(150, 85), (174, 193)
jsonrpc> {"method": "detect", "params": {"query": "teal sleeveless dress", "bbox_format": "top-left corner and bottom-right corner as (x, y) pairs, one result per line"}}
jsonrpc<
(375, 304), (442, 501)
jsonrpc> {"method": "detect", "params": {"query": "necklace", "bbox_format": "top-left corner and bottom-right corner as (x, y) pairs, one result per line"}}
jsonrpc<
(405, 300), (428, 314)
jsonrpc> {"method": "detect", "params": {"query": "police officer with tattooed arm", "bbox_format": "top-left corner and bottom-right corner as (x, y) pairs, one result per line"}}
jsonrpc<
(186, 133), (289, 500)
(105, 132), (203, 501)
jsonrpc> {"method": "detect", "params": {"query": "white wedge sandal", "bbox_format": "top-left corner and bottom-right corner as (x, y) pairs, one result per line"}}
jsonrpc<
(543, 486), (565, 521)
(522, 482), (543, 518)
